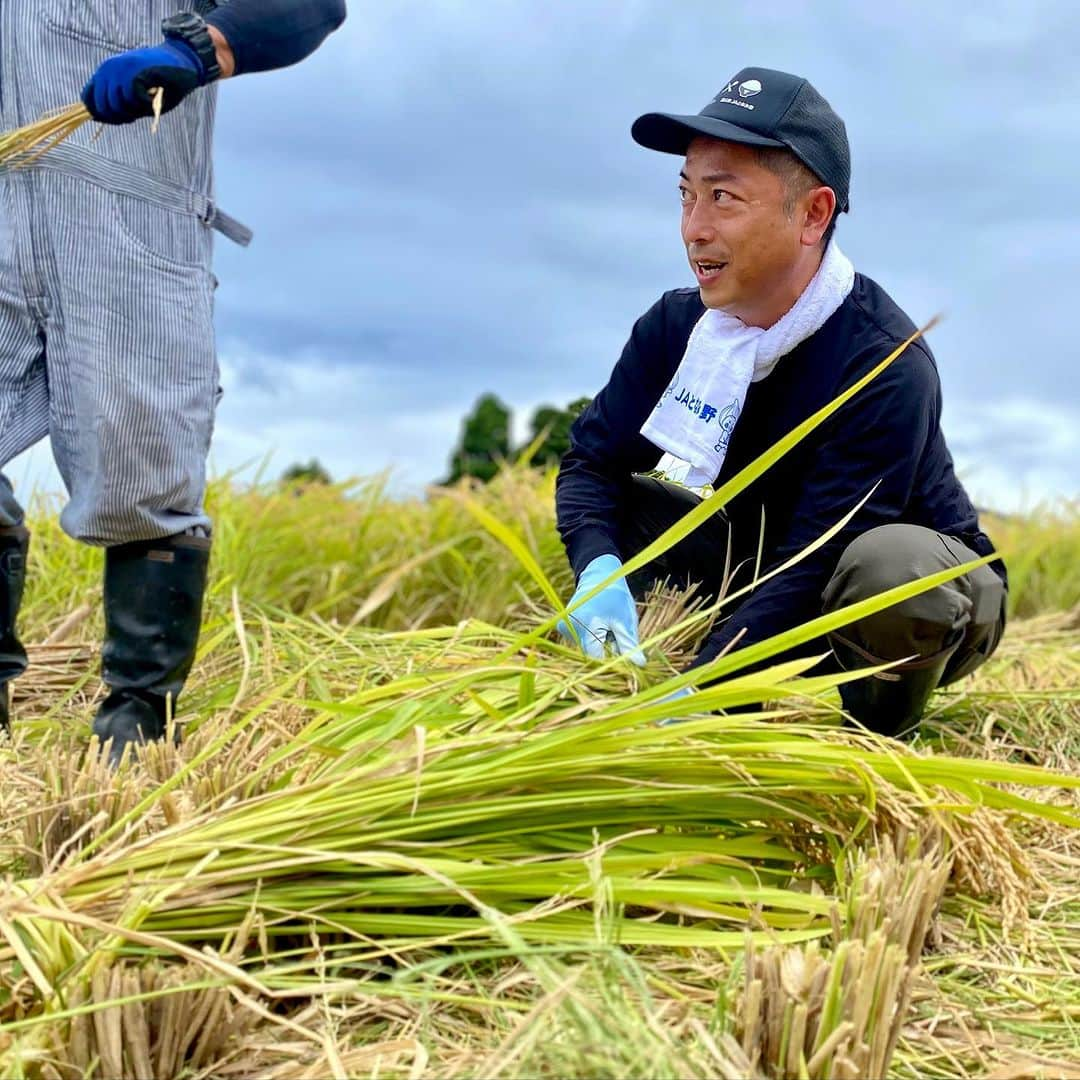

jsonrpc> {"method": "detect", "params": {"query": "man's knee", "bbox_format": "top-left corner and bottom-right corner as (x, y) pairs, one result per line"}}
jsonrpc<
(60, 462), (211, 547)
(58, 390), (214, 545)
(823, 523), (972, 661)
(62, 502), (212, 547)
(826, 523), (949, 601)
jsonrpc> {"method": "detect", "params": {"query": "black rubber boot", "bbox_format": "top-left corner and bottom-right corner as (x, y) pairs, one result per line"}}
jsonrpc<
(92, 534), (210, 768)
(0, 525), (30, 737)
(831, 635), (955, 739)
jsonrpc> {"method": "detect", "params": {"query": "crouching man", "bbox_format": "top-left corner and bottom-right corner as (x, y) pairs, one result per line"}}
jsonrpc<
(555, 67), (1006, 736)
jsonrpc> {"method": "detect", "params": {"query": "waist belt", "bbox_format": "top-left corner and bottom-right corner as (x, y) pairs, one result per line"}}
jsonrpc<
(20, 141), (253, 248)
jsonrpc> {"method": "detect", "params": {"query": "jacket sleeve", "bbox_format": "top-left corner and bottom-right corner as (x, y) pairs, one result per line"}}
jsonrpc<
(207, 0), (347, 76)
(556, 295), (674, 580)
(691, 339), (940, 669)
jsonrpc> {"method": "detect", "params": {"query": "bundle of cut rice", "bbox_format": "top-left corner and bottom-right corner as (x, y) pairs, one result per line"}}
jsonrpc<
(0, 90), (163, 168)
(0, 104), (90, 167)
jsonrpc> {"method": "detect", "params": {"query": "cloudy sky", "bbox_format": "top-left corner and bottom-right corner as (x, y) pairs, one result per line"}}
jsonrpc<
(11, 0), (1080, 509)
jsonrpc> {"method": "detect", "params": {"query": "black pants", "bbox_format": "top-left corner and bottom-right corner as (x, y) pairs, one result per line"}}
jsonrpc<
(620, 476), (1007, 734)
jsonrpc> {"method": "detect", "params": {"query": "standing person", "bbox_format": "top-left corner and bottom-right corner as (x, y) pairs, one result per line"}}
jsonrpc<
(555, 67), (1007, 736)
(0, 1), (347, 765)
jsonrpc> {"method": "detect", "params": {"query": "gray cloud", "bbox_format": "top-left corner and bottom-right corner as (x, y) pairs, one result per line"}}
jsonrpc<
(9, 1), (1079, 510)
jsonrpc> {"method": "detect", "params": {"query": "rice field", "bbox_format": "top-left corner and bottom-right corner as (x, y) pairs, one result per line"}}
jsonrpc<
(1, 467), (1078, 1079)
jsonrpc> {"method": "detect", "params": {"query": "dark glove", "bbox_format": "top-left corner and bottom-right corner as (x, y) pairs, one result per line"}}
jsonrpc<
(81, 39), (211, 125)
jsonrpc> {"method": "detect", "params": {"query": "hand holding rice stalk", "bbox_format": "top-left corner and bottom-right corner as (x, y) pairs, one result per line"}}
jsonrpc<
(0, 88), (164, 168)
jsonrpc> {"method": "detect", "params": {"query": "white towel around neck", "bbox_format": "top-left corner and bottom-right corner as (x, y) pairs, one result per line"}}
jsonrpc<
(641, 240), (856, 491)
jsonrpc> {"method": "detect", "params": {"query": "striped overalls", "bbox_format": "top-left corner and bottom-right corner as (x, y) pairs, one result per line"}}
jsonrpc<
(0, 1), (249, 545)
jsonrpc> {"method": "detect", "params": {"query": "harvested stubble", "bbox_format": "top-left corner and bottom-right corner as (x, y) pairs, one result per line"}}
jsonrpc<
(40, 960), (258, 1080)
(737, 835), (953, 1079)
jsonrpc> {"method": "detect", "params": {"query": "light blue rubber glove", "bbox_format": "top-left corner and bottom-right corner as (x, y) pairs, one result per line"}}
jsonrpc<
(658, 685), (697, 726)
(662, 686), (696, 705)
(557, 554), (646, 665)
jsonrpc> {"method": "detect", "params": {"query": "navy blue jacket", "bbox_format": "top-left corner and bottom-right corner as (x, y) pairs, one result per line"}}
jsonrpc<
(556, 274), (1005, 667)
(206, 0), (347, 76)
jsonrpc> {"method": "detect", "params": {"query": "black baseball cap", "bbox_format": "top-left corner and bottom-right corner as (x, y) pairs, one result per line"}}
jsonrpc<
(632, 67), (851, 213)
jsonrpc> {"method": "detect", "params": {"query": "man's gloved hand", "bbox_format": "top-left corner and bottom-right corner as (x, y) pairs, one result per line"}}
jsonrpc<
(82, 40), (212, 125)
(557, 553), (646, 665)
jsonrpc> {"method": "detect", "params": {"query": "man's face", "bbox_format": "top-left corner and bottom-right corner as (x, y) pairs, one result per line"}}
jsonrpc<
(679, 137), (811, 324)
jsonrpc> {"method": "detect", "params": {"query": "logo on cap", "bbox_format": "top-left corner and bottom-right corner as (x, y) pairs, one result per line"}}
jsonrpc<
(714, 76), (764, 112)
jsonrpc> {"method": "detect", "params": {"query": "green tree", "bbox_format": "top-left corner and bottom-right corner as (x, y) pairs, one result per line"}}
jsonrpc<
(445, 394), (512, 484)
(522, 396), (591, 467)
(280, 459), (333, 489)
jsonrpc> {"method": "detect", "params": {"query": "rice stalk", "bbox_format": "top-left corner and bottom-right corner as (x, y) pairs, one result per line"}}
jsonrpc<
(0, 89), (164, 169)
(0, 104), (89, 168)
(7, 676), (1073, 965)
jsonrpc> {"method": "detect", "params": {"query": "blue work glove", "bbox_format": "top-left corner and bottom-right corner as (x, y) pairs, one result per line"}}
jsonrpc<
(557, 554), (646, 666)
(657, 685), (698, 726)
(82, 39), (211, 125)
